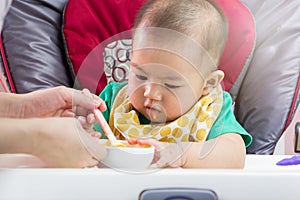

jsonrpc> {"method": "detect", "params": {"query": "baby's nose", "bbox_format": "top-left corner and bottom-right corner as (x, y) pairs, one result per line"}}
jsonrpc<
(143, 84), (162, 101)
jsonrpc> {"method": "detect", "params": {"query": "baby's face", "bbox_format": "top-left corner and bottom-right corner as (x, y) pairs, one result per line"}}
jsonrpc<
(128, 49), (206, 123)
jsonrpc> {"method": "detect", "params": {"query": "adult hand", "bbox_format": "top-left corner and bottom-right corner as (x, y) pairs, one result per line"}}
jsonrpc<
(21, 86), (106, 118)
(30, 118), (106, 168)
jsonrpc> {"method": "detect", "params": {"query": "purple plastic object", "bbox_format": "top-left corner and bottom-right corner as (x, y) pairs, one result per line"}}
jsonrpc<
(276, 156), (300, 166)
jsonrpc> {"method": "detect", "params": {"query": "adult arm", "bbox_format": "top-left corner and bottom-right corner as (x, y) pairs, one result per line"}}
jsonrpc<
(0, 117), (107, 168)
(0, 86), (106, 118)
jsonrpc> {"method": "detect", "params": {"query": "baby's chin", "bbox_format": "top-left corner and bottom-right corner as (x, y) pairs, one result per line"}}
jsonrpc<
(145, 113), (166, 124)
(137, 107), (177, 124)
(148, 114), (178, 124)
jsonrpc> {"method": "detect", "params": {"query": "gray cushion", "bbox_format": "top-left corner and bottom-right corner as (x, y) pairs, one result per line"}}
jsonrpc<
(1, 0), (72, 93)
(238, 0), (300, 154)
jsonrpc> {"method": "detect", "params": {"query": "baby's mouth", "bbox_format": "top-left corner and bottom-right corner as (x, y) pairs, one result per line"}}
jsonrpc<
(146, 106), (161, 120)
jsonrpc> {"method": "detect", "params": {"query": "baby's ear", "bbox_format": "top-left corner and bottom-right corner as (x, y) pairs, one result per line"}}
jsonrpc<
(202, 70), (224, 95)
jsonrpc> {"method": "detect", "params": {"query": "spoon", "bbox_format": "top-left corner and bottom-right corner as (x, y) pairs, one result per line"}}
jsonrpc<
(82, 88), (126, 147)
(93, 108), (126, 147)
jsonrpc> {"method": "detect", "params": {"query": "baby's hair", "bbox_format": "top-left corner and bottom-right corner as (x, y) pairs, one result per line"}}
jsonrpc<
(133, 0), (228, 67)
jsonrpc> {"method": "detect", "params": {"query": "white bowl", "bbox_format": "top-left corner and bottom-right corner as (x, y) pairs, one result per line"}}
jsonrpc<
(98, 139), (154, 171)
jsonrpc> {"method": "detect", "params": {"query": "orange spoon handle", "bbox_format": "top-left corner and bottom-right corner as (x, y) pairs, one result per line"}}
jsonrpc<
(93, 109), (117, 142)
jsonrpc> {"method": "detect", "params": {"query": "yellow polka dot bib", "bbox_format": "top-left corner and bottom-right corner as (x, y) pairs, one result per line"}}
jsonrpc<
(109, 85), (223, 143)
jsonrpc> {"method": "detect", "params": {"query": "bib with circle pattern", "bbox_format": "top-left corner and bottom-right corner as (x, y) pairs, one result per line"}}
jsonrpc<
(109, 84), (223, 143)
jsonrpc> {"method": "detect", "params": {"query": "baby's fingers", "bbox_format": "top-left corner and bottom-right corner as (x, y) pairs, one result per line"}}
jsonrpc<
(138, 138), (161, 148)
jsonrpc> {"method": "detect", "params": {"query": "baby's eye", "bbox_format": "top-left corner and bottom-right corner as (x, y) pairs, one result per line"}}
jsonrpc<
(164, 83), (181, 89)
(135, 74), (147, 81)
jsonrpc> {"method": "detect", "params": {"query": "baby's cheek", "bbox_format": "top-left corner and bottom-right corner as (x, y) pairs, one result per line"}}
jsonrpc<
(164, 99), (182, 121)
(179, 89), (199, 111)
(129, 88), (144, 106)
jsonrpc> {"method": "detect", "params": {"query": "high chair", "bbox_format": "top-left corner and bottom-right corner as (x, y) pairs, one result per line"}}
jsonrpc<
(1, 0), (300, 155)
(1, 1), (300, 200)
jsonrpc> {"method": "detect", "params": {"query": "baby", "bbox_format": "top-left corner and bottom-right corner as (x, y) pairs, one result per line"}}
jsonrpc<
(95, 0), (252, 168)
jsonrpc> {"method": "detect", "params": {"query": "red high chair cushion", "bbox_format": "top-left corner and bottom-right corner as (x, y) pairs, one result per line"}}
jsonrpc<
(62, 0), (146, 94)
(62, 0), (255, 96)
(215, 0), (255, 99)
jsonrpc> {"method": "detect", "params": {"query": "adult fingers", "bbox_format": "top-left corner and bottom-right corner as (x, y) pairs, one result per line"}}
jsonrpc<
(82, 88), (106, 110)
(84, 157), (100, 168)
(61, 109), (75, 117)
(77, 115), (100, 138)
(77, 115), (95, 129)
(86, 112), (96, 124)
(93, 95), (107, 112)
(78, 88), (106, 117)
(76, 123), (107, 161)
(66, 88), (101, 110)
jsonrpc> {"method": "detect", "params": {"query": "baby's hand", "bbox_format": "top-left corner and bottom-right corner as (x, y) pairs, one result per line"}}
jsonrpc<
(129, 138), (186, 168)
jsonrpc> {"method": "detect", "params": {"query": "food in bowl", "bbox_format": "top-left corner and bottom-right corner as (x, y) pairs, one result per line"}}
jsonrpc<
(103, 140), (152, 148)
(98, 139), (154, 170)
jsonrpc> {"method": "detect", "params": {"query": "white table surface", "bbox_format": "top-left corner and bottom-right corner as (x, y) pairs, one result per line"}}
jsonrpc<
(0, 154), (299, 200)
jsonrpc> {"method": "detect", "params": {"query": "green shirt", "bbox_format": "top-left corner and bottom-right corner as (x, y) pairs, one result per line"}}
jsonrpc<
(95, 82), (252, 147)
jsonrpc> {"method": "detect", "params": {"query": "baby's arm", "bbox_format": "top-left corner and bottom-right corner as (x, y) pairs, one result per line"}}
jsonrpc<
(182, 133), (246, 168)
(132, 132), (246, 168)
